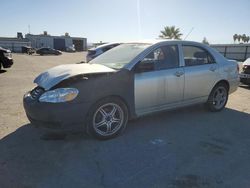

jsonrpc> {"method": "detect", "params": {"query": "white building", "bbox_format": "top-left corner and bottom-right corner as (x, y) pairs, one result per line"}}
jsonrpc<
(0, 37), (31, 52)
(25, 32), (87, 51)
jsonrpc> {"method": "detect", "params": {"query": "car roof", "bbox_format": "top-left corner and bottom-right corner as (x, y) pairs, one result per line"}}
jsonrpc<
(90, 42), (121, 51)
(90, 40), (208, 51)
(0, 47), (11, 52)
(0, 47), (11, 53)
(121, 39), (208, 46)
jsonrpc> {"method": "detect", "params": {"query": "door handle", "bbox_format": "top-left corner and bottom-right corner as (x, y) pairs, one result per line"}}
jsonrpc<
(174, 71), (184, 77)
(209, 66), (216, 72)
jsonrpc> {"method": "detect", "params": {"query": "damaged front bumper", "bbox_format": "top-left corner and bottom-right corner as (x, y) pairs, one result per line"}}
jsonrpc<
(23, 91), (91, 132)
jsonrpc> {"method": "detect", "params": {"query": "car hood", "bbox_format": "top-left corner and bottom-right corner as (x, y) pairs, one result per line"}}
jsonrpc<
(243, 58), (250, 66)
(0, 47), (11, 53)
(34, 63), (116, 90)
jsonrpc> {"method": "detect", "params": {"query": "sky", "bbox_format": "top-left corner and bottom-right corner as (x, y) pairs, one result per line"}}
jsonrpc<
(1, 0), (250, 44)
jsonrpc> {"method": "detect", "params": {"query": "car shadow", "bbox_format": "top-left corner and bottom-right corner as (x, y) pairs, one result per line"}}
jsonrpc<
(1, 106), (250, 187)
(0, 70), (7, 74)
(28, 54), (41, 56)
(239, 85), (250, 90)
(28, 54), (61, 56)
(75, 61), (86, 64)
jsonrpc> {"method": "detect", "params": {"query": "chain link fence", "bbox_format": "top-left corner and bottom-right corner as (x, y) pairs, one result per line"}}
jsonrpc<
(211, 44), (250, 61)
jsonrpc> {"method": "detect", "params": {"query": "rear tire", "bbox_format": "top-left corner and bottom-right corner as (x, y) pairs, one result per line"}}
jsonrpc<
(86, 97), (128, 140)
(206, 83), (228, 112)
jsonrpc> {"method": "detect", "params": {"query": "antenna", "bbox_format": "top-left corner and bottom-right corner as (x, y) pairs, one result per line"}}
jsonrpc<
(137, 0), (142, 39)
(28, 24), (30, 34)
(184, 27), (194, 40)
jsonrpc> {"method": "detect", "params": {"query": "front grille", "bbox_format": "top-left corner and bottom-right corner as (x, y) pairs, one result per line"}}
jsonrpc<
(243, 65), (250, 74)
(30, 86), (45, 100)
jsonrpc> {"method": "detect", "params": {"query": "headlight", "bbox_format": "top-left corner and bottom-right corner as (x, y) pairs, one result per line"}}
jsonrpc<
(39, 88), (79, 103)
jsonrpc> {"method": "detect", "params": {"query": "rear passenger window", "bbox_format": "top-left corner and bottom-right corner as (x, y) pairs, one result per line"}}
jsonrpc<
(183, 46), (215, 66)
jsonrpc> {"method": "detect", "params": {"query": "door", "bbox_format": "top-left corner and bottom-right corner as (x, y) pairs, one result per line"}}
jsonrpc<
(73, 39), (83, 51)
(42, 48), (49, 54)
(182, 45), (219, 100)
(54, 38), (66, 51)
(134, 45), (184, 115)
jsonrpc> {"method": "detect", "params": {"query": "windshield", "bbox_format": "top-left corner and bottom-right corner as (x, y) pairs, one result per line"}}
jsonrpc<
(90, 43), (151, 69)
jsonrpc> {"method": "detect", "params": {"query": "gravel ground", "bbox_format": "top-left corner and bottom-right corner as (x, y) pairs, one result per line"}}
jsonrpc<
(0, 53), (250, 188)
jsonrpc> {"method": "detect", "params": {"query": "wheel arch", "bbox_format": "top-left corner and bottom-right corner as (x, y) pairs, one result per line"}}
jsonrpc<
(213, 80), (230, 91)
(85, 94), (132, 139)
(206, 79), (229, 112)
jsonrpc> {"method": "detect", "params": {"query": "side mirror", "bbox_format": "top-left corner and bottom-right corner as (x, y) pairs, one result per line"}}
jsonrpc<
(134, 60), (154, 73)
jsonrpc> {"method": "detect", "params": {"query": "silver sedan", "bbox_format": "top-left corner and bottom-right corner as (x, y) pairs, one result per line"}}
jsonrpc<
(23, 40), (239, 139)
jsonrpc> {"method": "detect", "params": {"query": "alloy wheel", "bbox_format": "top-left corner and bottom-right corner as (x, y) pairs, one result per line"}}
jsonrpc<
(93, 103), (124, 136)
(212, 86), (227, 110)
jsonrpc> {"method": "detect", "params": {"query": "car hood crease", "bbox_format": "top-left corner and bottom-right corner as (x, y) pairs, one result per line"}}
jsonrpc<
(34, 63), (116, 90)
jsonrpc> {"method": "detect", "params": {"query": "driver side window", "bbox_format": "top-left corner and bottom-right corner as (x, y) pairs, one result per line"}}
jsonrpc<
(135, 45), (179, 72)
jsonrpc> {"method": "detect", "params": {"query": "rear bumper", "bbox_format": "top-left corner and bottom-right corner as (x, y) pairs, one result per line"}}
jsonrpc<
(240, 77), (250, 85)
(23, 92), (91, 132)
(228, 77), (240, 94)
(239, 72), (250, 85)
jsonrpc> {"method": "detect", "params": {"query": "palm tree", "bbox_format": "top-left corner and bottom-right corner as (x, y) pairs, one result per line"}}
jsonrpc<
(233, 34), (238, 43)
(237, 35), (242, 43)
(202, 37), (209, 45)
(242, 34), (247, 43)
(159, 26), (183, 39)
(246, 36), (250, 43)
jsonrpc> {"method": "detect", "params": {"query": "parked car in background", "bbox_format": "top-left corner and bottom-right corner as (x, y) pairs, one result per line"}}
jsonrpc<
(66, 45), (76, 52)
(240, 58), (250, 85)
(23, 40), (239, 140)
(0, 47), (13, 70)
(86, 42), (121, 62)
(36, 47), (62, 55)
(21, 46), (36, 55)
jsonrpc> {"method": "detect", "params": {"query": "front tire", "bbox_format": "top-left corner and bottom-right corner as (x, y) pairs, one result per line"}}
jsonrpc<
(86, 98), (128, 140)
(206, 83), (228, 112)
